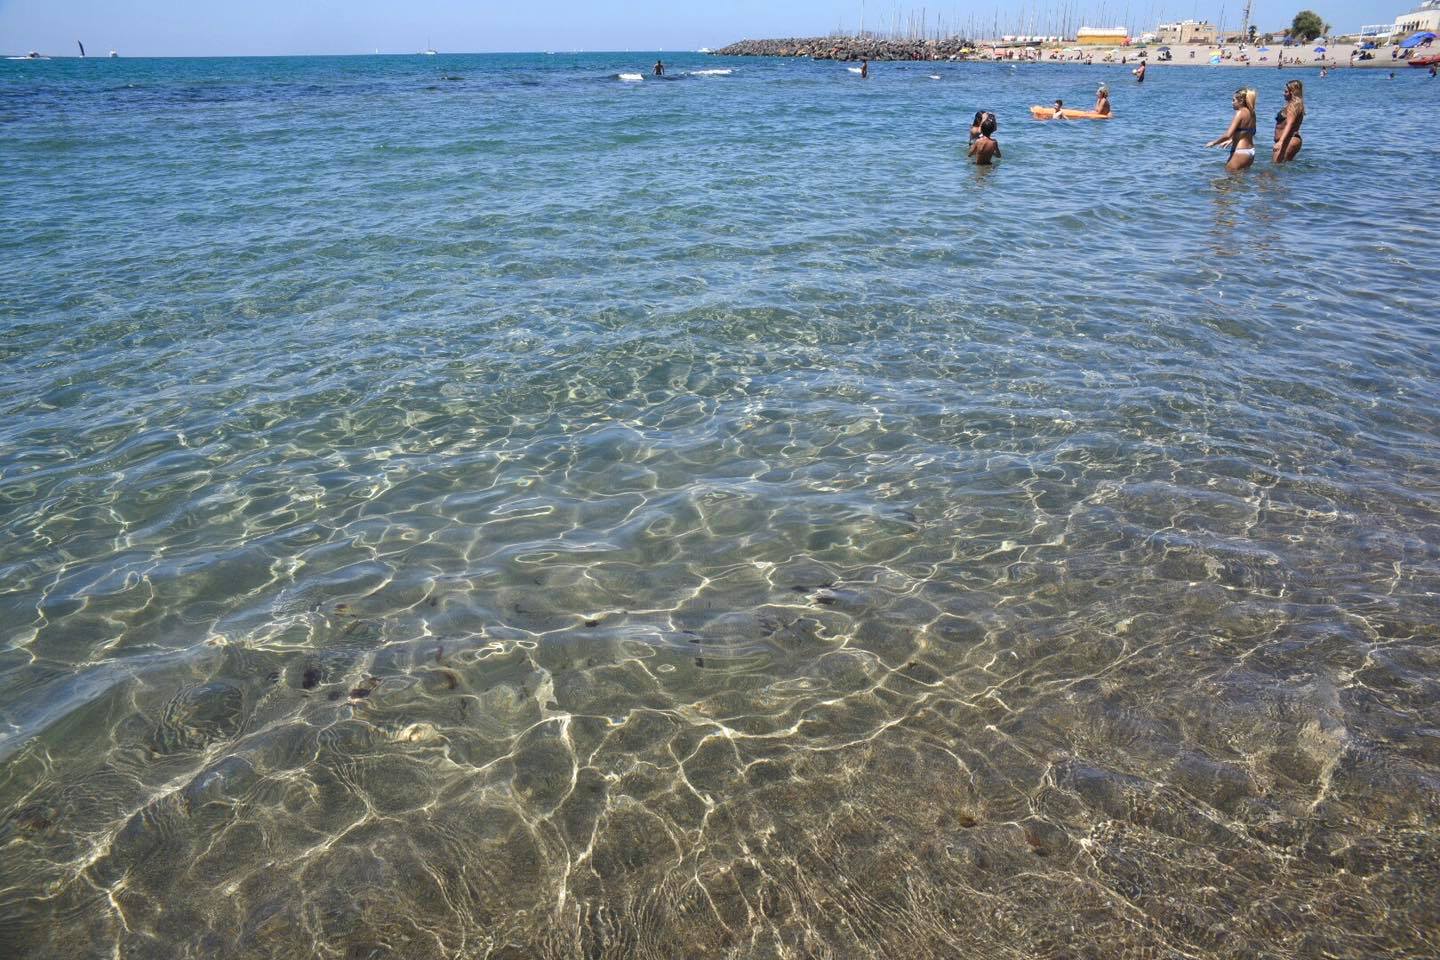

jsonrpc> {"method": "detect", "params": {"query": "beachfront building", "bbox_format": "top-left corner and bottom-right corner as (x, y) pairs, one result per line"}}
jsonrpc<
(1157, 19), (1218, 44)
(1076, 26), (1128, 45)
(1395, 0), (1440, 33)
(1362, 1), (1440, 42)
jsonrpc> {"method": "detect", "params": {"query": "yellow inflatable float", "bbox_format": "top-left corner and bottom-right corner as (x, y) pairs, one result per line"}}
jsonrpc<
(1029, 105), (1111, 120)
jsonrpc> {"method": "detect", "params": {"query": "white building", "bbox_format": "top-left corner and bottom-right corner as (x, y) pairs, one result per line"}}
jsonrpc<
(1395, 0), (1440, 33)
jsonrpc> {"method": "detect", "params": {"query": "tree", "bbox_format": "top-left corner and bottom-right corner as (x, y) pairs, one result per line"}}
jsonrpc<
(1291, 10), (1325, 41)
(1247, 25), (1258, 42)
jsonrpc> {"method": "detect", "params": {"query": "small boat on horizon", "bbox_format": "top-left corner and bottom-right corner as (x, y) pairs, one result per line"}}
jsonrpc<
(110, 49), (118, 57)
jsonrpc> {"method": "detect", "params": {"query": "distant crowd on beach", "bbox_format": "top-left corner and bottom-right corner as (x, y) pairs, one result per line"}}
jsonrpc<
(982, 40), (1420, 70)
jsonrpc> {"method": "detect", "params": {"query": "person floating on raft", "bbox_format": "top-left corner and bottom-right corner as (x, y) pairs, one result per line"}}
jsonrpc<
(1094, 84), (1111, 116)
(1028, 96), (1110, 120)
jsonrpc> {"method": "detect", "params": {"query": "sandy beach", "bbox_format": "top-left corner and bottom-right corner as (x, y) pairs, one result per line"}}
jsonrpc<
(716, 37), (1435, 71)
(994, 41), (1429, 70)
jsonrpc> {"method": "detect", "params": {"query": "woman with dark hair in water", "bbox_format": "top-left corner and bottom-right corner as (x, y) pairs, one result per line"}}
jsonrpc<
(967, 112), (1001, 165)
(1205, 87), (1258, 172)
(969, 109), (995, 142)
(1273, 79), (1305, 163)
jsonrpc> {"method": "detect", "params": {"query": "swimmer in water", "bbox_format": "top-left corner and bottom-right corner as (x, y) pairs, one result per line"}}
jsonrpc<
(967, 112), (1001, 165)
(1205, 87), (1258, 172)
(1051, 99), (1066, 119)
(1094, 84), (1111, 116)
(653, 60), (664, 76)
(969, 109), (989, 142)
(860, 59), (869, 79)
(1273, 79), (1305, 163)
(1133, 59), (1147, 82)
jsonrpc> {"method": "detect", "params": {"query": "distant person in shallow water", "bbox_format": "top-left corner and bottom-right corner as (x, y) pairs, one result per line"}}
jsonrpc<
(967, 112), (1001, 165)
(1273, 79), (1305, 163)
(1051, 99), (1066, 119)
(1206, 87), (1258, 172)
(653, 60), (664, 76)
(1094, 84), (1111, 115)
(860, 59), (869, 79)
(1133, 59), (1147, 82)
(1430, 63), (1437, 77)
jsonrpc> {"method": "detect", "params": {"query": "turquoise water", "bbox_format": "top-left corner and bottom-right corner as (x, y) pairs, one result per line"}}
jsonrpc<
(3, 52), (1439, 957)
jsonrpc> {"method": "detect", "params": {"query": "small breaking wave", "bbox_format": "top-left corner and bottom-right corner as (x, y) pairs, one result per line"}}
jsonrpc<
(617, 72), (643, 82)
(688, 69), (732, 76)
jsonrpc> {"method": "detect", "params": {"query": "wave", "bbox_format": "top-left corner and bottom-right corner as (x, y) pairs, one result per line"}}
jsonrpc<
(847, 67), (863, 74)
(617, 72), (643, 82)
(688, 69), (732, 76)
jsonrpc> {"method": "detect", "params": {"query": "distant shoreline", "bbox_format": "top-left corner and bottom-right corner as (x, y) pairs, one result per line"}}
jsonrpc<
(712, 38), (1425, 70)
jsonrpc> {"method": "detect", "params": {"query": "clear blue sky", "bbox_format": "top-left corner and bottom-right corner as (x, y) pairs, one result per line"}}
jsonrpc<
(0, 0), (1402, 57)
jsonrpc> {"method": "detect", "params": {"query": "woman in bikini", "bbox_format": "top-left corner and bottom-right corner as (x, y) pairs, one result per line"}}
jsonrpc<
(1273, 79), (1304, 163)
(1205, 87), (1258, 172)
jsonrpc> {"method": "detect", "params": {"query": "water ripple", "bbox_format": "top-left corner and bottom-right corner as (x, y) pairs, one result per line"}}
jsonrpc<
(2, 52), (1438, 958)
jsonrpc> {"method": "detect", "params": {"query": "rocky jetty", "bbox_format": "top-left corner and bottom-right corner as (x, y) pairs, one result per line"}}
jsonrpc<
(714, 37), (976, 61)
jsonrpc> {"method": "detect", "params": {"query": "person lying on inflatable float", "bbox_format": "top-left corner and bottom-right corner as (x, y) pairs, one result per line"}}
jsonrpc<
(1028, 96), (1111, 120)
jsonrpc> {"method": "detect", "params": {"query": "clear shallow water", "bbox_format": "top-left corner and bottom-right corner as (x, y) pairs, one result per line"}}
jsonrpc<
(2, 52), (1439, 958)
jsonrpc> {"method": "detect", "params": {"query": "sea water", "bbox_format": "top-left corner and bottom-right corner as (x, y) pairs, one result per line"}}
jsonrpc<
(2, 52), (1438, 958)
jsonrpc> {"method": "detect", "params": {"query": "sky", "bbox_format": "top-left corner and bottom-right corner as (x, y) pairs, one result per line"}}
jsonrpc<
(0, 0), (1407, 57)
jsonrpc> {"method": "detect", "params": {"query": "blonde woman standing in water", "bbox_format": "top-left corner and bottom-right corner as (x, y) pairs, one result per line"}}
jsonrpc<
(1274, 79), (1305, 163)
(1206, 88), (1258, 172)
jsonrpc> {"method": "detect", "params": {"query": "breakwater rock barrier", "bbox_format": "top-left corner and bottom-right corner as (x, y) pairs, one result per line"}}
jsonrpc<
(714, 37), (976, 61)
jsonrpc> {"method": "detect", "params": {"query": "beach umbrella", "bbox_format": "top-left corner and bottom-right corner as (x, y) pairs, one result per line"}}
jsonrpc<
(1314, 46), (1326, 53)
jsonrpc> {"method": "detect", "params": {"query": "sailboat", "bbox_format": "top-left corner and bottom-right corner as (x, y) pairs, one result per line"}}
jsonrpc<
(77, 41), (86, 57)
(110, 49), (118, 57)
(422, 37), (437, 55)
